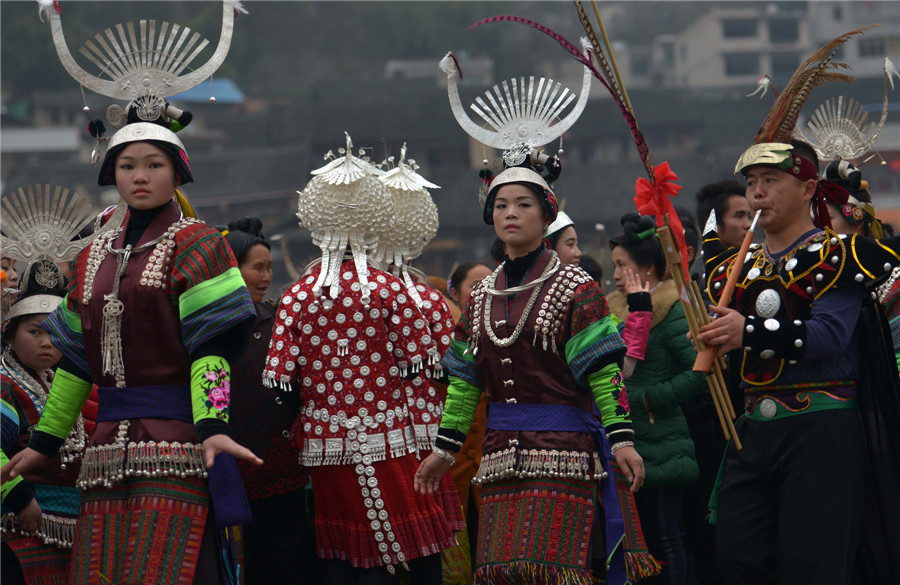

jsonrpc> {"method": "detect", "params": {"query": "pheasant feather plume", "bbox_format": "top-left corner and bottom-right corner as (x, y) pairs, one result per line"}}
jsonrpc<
(755, 25), (877, 144)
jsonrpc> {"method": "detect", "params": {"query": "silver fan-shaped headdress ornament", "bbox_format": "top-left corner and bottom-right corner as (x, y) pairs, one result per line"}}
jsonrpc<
(39, 0), (247, 162)
(297, 133), (393, 306)
(375, 143), (440, 308)
(440, 47), (591, 164)
(0, 184), (125, 291)
(796, 57), (899, 163)
(439, 39), (591, 212)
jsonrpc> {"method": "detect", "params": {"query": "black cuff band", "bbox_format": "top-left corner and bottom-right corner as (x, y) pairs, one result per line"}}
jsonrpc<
(58, 355), (90, 383)
(742, 315), (807, 362)
(195, 419), (231, 443)
(27, 430), (65, 457)
(585, 349), (625, 376)
(626, 291), (652, 313)
(606, 422), (635, 440)
(4, 481), (35, 514)
(434, 428), (466, 453)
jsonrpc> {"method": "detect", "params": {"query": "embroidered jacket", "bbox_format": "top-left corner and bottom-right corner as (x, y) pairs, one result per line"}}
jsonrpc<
(1, 353), (83, 549)
(263, 261), (440, 467)
(437, 249), (632, 484)
(402, 282), (456, 452)
(35, 201), (256, 488)
(703, 227), (900, 392)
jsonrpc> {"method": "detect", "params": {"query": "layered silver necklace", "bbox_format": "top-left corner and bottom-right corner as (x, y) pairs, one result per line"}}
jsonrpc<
(482, 252), (560, 348)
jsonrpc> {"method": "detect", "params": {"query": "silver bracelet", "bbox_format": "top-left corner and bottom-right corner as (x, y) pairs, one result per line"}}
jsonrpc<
(431, 445), (456, 466)
(610, 440), (635, 455)
(437, 435), (464, 448)
(606, 429), (634, 440)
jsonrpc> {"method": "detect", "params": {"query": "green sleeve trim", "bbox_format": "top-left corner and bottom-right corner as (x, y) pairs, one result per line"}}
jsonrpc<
(61, 295), (82, 334)
(565, 317), (619, 363)
(440, 376), (482, 435)
(34, 368), (92, 440)
(587, 363), (631, 427)
(179, 267), (246, 319)
(1, 449), (24, 502)
(190, 355), (231, 425)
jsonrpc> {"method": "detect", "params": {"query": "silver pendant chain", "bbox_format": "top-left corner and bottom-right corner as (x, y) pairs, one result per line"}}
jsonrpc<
(483, 252), (560, 348)
(101, 220), (179, 388)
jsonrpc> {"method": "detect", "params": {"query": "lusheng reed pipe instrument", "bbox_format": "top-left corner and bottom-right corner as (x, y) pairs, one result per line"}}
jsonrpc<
(657, 221), (741, 449)
(692, 209), (762, 374)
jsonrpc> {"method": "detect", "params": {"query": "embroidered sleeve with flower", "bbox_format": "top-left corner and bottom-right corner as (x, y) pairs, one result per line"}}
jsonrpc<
(190, 356), (232, 424)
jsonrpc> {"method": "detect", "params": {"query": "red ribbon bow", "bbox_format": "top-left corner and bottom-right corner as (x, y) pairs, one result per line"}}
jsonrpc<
(634, 161), (689, 279)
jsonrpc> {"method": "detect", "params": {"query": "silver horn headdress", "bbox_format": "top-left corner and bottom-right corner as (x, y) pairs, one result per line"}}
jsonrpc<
(39, 0), (247, 161)
(42, 0), (246, 114)
(0, 184), (125, 291)
(796, 57), (899, 163)
(439, 46), (591, 167)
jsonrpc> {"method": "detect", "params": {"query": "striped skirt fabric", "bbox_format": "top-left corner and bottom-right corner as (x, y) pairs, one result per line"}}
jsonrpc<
(2, 532), (70, 585)
(475, 477), (596, 585)
(70, 477), (209, 585)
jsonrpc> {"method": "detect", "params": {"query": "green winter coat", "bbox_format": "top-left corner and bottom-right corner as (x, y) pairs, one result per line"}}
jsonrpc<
(608, 280), (708, 488)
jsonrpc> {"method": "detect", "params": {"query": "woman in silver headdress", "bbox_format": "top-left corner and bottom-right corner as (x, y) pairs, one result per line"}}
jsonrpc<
(415, 161), (645, 585)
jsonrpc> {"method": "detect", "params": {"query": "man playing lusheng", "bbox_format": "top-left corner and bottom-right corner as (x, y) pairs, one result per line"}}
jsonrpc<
(690, 22), (900, 585)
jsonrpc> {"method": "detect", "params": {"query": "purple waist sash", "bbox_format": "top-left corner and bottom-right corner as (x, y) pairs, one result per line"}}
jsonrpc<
(96, 385), (251, 529)
(97, 385), (192, 422)
(486, 402), (626, 582)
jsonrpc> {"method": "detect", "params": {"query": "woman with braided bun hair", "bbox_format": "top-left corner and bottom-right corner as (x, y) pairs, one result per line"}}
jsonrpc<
(415, 158), (644, 585)
(606, 214), (709, 585)
(223, 217), (314, 585)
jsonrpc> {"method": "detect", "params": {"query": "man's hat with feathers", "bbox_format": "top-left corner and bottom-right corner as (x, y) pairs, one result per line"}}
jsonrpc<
(733, 26), (878, 229)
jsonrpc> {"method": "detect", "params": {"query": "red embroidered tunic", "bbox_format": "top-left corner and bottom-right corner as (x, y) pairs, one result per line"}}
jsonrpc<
(264, 261), (439, 466)
(402, 282), (456, 451)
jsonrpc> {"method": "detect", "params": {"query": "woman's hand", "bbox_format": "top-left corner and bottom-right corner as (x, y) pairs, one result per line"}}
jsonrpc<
(613, 445), (645, 493)
(623, 268), (649, 296)
(202, 435), (263, 468)
(17, 497), (42, 533)
(414, 453), (452, 496)
(1, 448), (47, 484)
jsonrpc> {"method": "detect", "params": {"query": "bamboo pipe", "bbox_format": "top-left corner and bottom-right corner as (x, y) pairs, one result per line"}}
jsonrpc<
(657, 225), (741, 448)
(590, 0), (634, 116)
(688, 279), (738, 420)
(692, 210), (761, 373)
